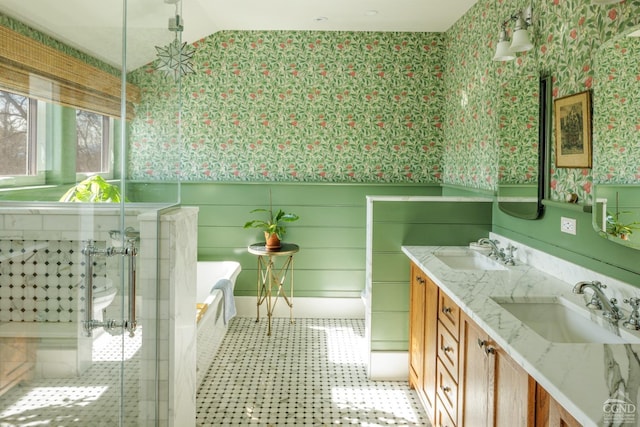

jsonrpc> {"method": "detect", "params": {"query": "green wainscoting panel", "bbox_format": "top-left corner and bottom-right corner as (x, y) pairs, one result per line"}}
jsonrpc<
(372, 223), (493, 248)
(369, 199), (493, 352)
(493, 202), (640, 287)
(373, 201), (493, 223)
(131, 182), (441, 301)
(371, 282), (410, 312)
(370, 311), (409, 351)
(0, 185), (67, 201)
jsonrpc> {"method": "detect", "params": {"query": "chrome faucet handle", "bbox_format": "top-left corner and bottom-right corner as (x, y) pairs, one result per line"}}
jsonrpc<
(624, 297), (640, 310)
(503, 244), (517, 265)
(584, 281), (606, 310)
(604, 298), (624, 321)
(623, 298), (640, 330)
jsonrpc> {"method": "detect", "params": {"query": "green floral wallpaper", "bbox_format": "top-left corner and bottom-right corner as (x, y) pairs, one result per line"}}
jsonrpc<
(592, 34), (640, 184)
(128, 0), (640, 196)
(129, 31), (444, 182)
(442, 0), (640, 202)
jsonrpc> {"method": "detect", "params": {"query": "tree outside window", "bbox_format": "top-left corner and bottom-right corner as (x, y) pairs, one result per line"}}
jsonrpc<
(0, 91), (30, 176)
(76, 110), (109, 174)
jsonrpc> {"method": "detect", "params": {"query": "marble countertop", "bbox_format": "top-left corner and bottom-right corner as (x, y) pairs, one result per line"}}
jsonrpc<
(402, 245), (640, 427)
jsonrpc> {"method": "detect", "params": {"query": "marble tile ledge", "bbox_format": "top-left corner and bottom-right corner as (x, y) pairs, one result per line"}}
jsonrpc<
(402, 240), (640, 427)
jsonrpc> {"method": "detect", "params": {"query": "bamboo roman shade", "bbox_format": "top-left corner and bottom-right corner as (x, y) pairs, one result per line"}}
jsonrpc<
(0, 25), (140, 120)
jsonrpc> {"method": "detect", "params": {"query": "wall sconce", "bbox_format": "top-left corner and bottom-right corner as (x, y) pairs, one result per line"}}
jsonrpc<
(493, 6), (533, 62)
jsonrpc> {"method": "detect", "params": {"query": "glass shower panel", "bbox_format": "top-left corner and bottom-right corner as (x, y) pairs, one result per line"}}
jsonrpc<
(0, 0), (182, 425)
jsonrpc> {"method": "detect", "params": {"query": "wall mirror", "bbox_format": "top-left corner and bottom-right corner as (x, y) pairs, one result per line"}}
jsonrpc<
(497, 74), (551, 220)
(591, 25), (640, 250)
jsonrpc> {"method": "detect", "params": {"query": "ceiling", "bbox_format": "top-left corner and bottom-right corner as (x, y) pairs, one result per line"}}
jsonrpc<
(0, 0), (477, 70)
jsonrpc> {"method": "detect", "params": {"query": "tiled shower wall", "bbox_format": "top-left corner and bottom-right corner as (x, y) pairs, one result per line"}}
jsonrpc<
(0, 206), (146, 324)
(0, 239), (108, 322)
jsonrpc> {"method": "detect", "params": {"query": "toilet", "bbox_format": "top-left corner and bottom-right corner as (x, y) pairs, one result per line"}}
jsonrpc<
(92, 278), (117, 321)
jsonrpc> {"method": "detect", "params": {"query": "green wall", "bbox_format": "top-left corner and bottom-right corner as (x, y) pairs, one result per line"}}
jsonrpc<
(131, 182), (443, 298)
(130, 182), (493, 350)
(494, 202), (640, 286)
(369, 199), (492, 351)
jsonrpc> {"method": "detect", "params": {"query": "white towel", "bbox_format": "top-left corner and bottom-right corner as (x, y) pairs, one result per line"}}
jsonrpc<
(211, 278), (236, 324)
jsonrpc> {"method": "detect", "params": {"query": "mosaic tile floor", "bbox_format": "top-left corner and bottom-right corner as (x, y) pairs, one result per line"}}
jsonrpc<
(196, 317), (430, 426)
(0, 330), (141, 427)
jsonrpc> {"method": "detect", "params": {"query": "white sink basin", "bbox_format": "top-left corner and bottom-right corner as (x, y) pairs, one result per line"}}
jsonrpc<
(493, 297), (640, 344)
(433, 248), (507, 271)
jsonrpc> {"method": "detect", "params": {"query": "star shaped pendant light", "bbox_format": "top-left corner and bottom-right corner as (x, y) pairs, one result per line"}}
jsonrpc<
(155, 38), (195, 81)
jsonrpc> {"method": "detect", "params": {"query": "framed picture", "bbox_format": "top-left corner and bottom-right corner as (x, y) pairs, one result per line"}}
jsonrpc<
(554, 90), (592, 168)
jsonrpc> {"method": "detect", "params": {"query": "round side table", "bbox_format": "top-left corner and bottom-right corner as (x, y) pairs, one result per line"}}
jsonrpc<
(247, 242), (299, 336)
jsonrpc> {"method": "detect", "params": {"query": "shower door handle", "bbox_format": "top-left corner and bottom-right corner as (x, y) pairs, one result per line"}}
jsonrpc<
(82, 240), (96, 337)
(124, 241), (138, 337)
(81, 238), (138, 338)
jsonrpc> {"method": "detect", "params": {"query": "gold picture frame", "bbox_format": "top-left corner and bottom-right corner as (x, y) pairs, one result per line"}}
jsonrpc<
(554, 90), (592, 168)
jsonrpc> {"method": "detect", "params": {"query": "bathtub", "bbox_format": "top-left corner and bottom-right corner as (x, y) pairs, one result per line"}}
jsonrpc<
(196, 261), (241, 387)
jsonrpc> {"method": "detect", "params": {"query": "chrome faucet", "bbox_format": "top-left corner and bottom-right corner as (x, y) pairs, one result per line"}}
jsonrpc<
(623, 298), (640, 330)
(477, 238), (505, 262)
(573, 281), (624, 322)
(503, 244), (517, 265)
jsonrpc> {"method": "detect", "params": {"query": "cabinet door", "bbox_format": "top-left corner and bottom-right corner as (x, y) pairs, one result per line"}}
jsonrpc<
(460, 313), (536, 427)
(536, 384), (582, 427)
(458, 313), (491, 426)
(409, 262), (426, 391)
(423, 274), (439, 416)
(491, 344), (535, 427)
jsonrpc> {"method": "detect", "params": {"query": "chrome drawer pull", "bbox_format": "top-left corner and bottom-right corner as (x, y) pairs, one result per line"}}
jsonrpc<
(442, 306), (452, 314)
(477, 339), (495, 355)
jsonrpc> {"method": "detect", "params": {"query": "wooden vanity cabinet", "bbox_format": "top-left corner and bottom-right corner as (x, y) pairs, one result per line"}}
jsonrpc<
(408, 262), (425, 391)
(0, 337), (35, 397)
(409, 261), (555, 427)
(458, 312), (535, 427)
(535, 384), (581, 427)
(409, 261), (438, 417)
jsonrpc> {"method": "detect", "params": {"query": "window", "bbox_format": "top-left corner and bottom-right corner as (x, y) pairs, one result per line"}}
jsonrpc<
(76, 110), (110, 174)
(0, 90), (112, 187)
(0, 90), (37, 176)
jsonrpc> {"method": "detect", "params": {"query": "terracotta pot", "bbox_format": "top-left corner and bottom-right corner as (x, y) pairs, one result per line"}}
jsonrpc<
(265, 232), (281, 250)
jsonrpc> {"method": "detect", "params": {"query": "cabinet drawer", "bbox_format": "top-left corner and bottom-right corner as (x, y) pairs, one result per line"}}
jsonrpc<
(437, 321), (459, 383)
(436, 358), (458, 424)
(438, 291), (460, 340)
(435, 395), (457, 427)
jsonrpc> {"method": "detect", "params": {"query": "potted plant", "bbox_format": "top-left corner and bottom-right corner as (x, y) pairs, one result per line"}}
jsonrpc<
(605, 192), (639, 241)
(606, 211), (639, 240)
(244, 193), (299, 250)
(59, 175), (125, 202)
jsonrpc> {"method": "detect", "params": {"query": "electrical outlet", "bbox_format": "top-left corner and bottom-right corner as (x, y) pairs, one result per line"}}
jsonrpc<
(561, 217), (577, 235)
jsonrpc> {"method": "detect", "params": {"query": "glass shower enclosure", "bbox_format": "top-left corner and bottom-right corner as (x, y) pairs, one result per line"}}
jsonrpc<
(0, 0), (184, 425)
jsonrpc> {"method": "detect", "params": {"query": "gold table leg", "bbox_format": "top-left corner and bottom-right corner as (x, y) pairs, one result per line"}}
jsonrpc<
(255, 254), (294, 336)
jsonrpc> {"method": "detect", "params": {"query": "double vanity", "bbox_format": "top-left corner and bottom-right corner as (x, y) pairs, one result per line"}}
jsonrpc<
(403, 239), (640, 426)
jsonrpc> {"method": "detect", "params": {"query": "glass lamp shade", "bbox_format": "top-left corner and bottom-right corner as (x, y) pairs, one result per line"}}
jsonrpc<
(493, 40), (516, 61)
(510, 28), (533, 52)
